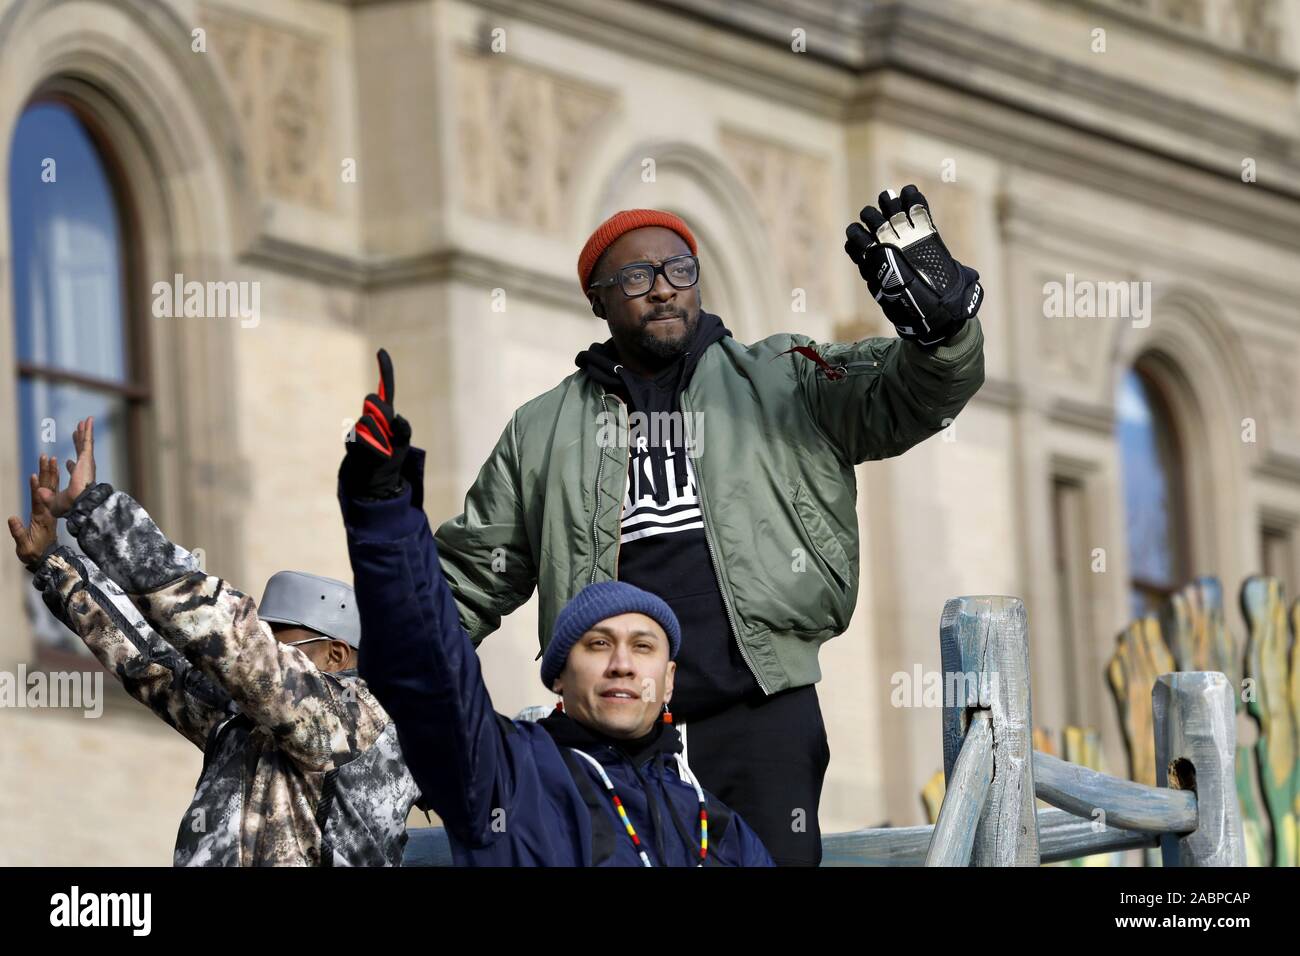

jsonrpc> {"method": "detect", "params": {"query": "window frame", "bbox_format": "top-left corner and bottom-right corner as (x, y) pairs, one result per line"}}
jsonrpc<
(10, 94), (152, 670)
(1119, 364), (1192, 618)
(14, 93), (152, 498)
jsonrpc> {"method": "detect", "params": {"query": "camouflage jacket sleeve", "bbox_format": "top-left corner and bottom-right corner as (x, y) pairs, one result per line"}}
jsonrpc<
(66, 482), (385, 772)
(31, 545), (234, 748)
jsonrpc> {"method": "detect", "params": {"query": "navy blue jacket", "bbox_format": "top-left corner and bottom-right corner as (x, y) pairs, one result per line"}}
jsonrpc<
(340, 450), (773, 867)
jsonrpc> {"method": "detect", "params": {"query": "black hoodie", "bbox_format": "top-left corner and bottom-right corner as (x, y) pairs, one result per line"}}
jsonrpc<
(574, 310), (761, 721)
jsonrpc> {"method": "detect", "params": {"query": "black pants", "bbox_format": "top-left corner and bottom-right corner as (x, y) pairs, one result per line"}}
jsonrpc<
(680, 684), (829, 866)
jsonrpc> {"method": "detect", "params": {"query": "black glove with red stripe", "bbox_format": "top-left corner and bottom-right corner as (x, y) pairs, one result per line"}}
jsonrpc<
(844, 185), (982, 349)
(341, 349), (411, 500)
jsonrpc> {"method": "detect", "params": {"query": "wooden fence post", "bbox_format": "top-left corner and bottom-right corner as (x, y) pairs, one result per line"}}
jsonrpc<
(926, 710), (994, 866)
(1152, 672), (1247, 866)
(940, 595), (1039, 865)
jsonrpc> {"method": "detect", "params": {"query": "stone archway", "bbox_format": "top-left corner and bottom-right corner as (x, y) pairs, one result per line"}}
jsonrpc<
(1108, 286), (1257, 595)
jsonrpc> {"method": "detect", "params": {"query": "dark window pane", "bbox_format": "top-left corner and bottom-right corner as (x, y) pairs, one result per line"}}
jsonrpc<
(9, 102), (133, 654)
(1117, 368), (1183, 591)
(17, 378), (131, 494)
(9, 103), (127, 380)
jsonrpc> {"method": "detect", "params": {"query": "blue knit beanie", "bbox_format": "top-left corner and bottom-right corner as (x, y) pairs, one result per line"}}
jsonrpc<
(541, 581), (682, 690)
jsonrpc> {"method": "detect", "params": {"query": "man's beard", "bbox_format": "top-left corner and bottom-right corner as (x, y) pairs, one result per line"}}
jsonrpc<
(635, 306), (698, 360)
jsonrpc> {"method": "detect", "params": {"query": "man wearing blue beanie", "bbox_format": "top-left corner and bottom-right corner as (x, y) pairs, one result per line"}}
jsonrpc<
(339, 372), (772, 865)
(540, 580), (681, 737)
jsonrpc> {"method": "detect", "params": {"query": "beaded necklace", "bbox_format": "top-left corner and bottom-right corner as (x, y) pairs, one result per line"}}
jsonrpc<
(569, 748), (708, 866)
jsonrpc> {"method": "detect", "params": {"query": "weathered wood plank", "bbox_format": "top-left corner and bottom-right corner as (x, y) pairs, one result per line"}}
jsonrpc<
(819, 825), (932, 866)
(1036, 807), (1162, 863)
(1062, 727), (1120, 866)
(926, 711), (994, 866)
(774, 808), (1162, 867)
(1033, 750), (1196, 833)
(833, 808), (1161, 866)
(940, 595), (1039, 865)
(1153, 671), (1247, 866)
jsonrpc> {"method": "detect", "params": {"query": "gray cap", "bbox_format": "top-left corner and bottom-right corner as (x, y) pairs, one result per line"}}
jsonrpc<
(258, 571), (361, 648)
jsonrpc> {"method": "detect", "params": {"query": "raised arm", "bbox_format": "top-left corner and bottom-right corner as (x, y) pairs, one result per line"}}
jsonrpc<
(342, 454), (515, 847)
(8, 455), (231, 747)
(33, 547), (233, 748)
(44, 417), (380, 770)
(63, 482), (382, 772)
(801, 184), (985, 464)
(794, 318), (984, 464)
(339, 351), (516, 847)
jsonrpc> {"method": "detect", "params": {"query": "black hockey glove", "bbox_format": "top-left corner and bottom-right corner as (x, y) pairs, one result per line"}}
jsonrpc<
(844, 185), (983, 349)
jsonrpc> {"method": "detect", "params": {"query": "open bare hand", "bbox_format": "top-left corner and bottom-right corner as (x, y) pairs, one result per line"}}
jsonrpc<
(7, 469), (57, 568)
(49, 416), (96, 518)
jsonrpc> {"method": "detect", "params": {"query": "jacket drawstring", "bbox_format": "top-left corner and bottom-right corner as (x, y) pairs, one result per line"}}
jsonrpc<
(654, 752), (698, 858)
(669, 363), (691, 501)
(624, 751), (668, 864)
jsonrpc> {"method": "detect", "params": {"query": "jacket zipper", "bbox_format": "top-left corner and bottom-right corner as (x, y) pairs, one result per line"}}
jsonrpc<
(680, 391), (771, 695)
(590, 393), (628, 584)
(589, 396), (608, 585)
(834, 359), (881, 375)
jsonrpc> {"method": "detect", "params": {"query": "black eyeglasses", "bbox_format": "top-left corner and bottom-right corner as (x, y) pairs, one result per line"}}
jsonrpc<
(587, 254), (700, 298)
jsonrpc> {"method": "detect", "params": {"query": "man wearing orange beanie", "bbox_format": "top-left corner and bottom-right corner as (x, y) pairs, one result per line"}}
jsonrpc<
(433, 187), (985, 864)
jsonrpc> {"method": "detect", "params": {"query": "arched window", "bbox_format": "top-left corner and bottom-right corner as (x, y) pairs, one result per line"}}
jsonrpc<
(9, 100), (147, 649)
(1116, 366), (1188, 619)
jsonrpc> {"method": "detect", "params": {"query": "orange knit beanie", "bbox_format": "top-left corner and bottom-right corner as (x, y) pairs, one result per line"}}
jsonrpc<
(577, 209), (698, 294)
